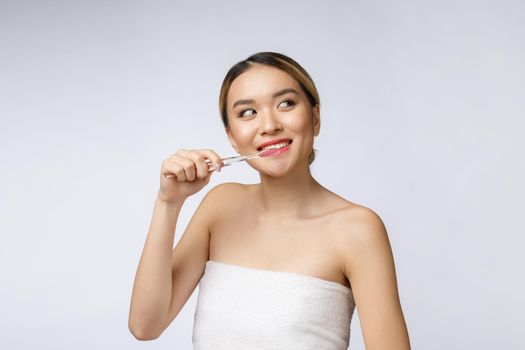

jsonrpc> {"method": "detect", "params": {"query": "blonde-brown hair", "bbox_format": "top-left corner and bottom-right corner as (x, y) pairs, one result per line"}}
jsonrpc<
(219, 52), (320, 165)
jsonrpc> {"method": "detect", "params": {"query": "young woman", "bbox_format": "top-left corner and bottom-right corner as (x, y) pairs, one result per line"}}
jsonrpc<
(129, 52), (411, 349)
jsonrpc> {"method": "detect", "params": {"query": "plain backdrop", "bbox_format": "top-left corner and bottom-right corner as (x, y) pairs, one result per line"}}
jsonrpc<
(1, 0), (524, 349)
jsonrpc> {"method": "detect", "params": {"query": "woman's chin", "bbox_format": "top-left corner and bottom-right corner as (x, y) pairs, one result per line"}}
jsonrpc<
(250, 151), (306, 177)
(255, 161), (295, 177)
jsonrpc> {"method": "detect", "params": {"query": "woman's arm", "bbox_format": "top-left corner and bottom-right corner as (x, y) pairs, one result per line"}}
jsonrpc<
(339, 207), (411, 350)
(128, 196), (185, 340)
(128, 182), (229, 340)
(128, 149), (223, 340)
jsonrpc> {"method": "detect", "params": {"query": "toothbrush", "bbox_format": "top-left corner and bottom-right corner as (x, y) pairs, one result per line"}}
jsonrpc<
(164, 148), (276, 178)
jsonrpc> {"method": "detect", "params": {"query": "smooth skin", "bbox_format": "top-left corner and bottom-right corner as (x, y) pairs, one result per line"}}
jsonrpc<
(128, 64), (411, 349)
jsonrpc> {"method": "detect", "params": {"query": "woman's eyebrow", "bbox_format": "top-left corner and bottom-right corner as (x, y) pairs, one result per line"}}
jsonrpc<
(232, 88), (299, 108)
(272, 87), (299, 98)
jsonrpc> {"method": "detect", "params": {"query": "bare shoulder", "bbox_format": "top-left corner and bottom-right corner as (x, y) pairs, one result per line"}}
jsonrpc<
(338, 204), (387, 239)
(204, 181), (246, 200)
(202, 182), (248, 227)
(342, 204), (386, 240)
(333, 204), (411, 348)
(332, 203), (391, 274)
(204, 181), (248, 204)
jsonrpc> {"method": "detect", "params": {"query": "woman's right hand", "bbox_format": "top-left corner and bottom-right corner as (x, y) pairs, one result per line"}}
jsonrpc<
(157, 149), (223, 204)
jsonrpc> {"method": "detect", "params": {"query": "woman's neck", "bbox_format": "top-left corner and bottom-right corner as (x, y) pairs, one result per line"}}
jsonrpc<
(256, 165), (323, 219)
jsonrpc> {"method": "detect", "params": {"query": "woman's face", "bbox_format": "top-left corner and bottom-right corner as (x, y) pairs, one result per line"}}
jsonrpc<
(225, 64), (320, 175)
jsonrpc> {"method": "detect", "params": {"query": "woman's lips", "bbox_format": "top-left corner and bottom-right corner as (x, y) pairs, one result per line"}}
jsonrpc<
(257, 139), (292, 151)
(259, 143), (291, 157)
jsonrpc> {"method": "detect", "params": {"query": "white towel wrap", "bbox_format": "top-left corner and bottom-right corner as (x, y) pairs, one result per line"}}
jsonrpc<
(192, 260), (356, 349)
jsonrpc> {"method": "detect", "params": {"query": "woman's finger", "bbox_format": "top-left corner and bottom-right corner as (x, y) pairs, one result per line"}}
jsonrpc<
(183, 151), (212, 179)
(165, 154), (194, 181)
(163, 159), (185, 181)
(194, 149), (223, 172)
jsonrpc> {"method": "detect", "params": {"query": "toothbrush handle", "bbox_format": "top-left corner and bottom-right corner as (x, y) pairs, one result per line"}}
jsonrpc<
(205, 159), (232, 172)
(205, 153), (260, 169)
(164, 154), (258, 178)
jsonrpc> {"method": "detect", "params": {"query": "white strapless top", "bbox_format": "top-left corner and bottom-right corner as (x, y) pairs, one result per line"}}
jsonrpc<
(192, 260), (356, 349)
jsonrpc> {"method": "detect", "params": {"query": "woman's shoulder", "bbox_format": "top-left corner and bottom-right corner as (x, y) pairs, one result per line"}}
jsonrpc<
(332, 200), (389, 256)
(338, 201), (382, 222)
(202, 182), (252, 209)
(317, 188), (368, 218)
(202, 182), (253, 231)
(330, 195), (385, 231)
(320, 187), (380, 220)
(205, 181), (250, 198)
(320, 190), (386, 240)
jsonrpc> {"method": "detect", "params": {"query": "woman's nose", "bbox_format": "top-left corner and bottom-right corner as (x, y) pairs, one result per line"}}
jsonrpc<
(258, 110), (282, 134)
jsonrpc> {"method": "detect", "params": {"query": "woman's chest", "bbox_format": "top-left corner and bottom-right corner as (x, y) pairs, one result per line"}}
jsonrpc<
(209, 209), (350, 289)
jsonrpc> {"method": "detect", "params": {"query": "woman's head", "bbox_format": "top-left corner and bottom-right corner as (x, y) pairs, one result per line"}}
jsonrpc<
(219, 52), (320, 166)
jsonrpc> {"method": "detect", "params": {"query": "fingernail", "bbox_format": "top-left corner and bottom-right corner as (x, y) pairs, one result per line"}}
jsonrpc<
(214, 163), (221, 172)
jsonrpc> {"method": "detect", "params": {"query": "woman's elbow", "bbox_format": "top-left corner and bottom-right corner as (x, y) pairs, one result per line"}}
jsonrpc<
(128, 319), (162, 341)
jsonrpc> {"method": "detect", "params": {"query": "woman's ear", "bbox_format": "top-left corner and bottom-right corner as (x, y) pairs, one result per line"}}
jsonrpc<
(312, 104), (321, 136)
(226, 127), (240, 153)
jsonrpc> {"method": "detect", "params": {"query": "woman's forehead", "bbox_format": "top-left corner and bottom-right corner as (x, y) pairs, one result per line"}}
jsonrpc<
(228, 65), (301, 105)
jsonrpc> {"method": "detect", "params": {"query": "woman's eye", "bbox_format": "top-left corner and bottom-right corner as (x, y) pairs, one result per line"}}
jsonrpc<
(239, 109), (256, 117)
(278, 99), (296, 108)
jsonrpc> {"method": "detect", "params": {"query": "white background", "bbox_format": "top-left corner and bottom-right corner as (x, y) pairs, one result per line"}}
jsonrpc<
(1, 0), (524, 349)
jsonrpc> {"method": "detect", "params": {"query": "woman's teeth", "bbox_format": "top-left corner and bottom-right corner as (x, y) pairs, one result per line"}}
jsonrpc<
(261, 141), (291, 151)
